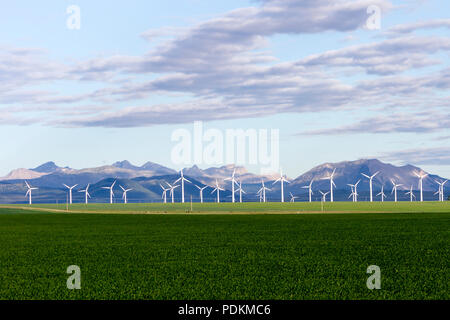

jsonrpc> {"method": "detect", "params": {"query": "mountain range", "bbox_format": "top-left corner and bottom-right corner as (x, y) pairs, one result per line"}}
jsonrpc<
(0, 159), (447, 204)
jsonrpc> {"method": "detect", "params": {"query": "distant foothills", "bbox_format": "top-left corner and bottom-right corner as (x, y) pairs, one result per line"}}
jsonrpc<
(0, 159), (448, 204)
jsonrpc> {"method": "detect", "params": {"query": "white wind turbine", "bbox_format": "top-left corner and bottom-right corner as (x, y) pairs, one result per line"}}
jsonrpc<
(376, 186), (387, 202)
(102, 180), (116, 204)
(347, 179), (361, 202)
(166, 182), (179, 203)
(348, 185), (356, 202)
(319, 190), (330, 202)
(211, 179), (224, 203)
(391, 179), (402, 202)
(414, 172), (428, 202)
(361, 171), (379, 202)
(301, 179), (314, 203)
(174, 169), (191, 203)
(195, 185), (208, 203)
(120, 185), (132, 204)
(236, 180), (246, 203)
(257, 190), (263, 202)
(272, 168), (290, 202)
(289, 192), (298, 203)
(405, 185), (416, 202)
(78, 184), (91, 204)
(434, 180), (447, 202)
(224, 169), (239, 203)
(63, 184), (78, 204)
(160, 183), (170, 204)
(321, 168), (336, 202)
(258, 180), (271, 203)
(25, 181), (38, 205)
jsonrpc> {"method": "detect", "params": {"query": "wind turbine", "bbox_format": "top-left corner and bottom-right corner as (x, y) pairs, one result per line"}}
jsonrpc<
(347, 184), (356, 202)
(289, 192), (298, 203)
(120, 185), (132, 204)
(102, 180), (116, 204)
(78, 184), (91, 204)
(211, 179), (224, 203)
(258, 180), (271, 203)
(361, 171), (379, 202)
(376, 186), (386, 202)
(405, 185), (416, 202)
(257, 190), (263, 202)
(391, 179), (402, 202)
(63, 184), (78, 204)
(160, 183), (170, 203)
(347, 179), (361, 202)
(166, 182), (179, 203)
(319, 190), (330, 202)
(272, 168), (290, 202)
(224, 169), (239, 203)
(174, 169), (191, 203)
(301, 179), (314, 202)
(321, 168), (336, 202)
(236, 180), (246, 203)
(195, 185), (208, 203)
(25, 181), (38, 205)
(414, 172), (428, 202)
(434, 180), (447, 202)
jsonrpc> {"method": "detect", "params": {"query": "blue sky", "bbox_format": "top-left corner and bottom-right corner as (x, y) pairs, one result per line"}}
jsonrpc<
(0, 0), (449, 178)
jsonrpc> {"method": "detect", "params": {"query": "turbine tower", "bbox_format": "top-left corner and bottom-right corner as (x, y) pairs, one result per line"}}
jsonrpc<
(160, 183), (170, 203)
(175, 169), (191, 203)
(120, 185), (132, 204)
(321, 168), (336, 202)
(405, 185), (416, 202)
(414, 172), (428, 202)
(376, 186), (386, 202)
(258, 180), (271, 203)
(211, 179), (224, 203)
(361, 171), (379, 202)
(25, 181), (38, 205)
(102, 180), (116, 204)
(195, 185), (208, 203)
(63, 184), (78, 204)
(391, 179), (402, 202)
(78, 184), (91, 204)
(224, 169), (239, 203)
(272, 168), (290, 202)
(301, 179), (314, 203)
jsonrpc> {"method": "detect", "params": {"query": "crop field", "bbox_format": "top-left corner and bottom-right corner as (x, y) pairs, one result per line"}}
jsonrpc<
(0, 204), (448, 300)
(1, 200), (450, 214)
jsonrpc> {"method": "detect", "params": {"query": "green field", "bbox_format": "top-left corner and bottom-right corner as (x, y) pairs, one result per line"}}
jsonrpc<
(0, 203), (449, 300)
(2, 200), (450, 214)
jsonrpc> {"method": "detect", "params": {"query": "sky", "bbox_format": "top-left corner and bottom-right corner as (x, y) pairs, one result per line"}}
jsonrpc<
(0, 0), (449, 178)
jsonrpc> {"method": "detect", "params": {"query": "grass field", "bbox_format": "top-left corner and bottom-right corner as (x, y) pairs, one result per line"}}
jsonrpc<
(2, 200), (450, 214)
(0, 203), (448, 300)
